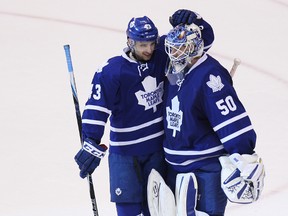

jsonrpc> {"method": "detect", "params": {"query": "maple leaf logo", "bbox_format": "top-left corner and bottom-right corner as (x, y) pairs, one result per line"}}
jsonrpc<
(135, 76), (164, 112)
(206, 74), (224, 92)
(166, 96), (183, 137)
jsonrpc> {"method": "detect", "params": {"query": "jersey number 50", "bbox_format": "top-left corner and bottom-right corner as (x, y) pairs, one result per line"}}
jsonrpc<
(216, 96), (237, 115)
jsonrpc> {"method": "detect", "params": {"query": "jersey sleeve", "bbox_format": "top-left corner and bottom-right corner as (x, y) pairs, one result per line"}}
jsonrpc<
(201, 65), (256, 155)
(193, 17), (214, 52)
(81, 59), (120, 143)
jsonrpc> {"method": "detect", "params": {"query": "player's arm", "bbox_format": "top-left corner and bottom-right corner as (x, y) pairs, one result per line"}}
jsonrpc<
(203, 67), (265, 204)
(81, 62), (115, 142)
(75, 60), (119, 178)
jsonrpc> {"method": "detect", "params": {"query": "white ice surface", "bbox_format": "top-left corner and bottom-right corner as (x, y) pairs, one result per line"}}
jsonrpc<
(0, 0), (288, 215)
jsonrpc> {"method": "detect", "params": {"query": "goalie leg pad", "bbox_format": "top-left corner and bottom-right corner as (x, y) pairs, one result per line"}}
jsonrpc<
(176, 173), (197, 216)
(147, 169), (176, 216)
(176, 173), (209, 216)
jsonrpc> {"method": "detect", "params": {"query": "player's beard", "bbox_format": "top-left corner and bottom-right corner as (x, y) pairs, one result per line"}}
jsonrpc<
(134, 52), (151, 62)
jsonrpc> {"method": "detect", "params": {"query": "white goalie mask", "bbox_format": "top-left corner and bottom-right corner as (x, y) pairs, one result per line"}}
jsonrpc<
(165, 24), (204, 86)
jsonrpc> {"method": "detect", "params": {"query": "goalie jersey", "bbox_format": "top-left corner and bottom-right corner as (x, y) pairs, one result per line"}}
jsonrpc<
(163, 53), (257, 172)
(81, 36), (167, 156)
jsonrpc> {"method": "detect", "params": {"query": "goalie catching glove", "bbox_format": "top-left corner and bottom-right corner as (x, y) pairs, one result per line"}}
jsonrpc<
(219, 153), (265, 204)
(74, 138), (107, 178)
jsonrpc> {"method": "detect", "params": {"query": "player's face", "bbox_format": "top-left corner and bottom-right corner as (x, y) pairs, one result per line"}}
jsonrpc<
(133, 41), (156, 61)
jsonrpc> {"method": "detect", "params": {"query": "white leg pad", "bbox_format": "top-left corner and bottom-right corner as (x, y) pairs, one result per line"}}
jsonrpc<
(147, 169), (176, 216)
(175, 173), (208, 216)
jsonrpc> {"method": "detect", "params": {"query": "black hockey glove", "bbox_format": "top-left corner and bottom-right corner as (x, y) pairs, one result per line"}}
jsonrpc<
(169, 9), (202, 27)
(74, 138), (107, 178)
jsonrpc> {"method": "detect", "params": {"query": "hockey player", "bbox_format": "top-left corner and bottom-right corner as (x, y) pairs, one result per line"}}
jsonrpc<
(74, 16), (166, 216)
(74, 10), (215, 216)
(161, 23), (265, 215)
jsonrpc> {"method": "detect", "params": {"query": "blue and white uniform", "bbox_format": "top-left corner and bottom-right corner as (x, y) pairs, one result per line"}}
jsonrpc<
(81, 37), (167, 211)
(163, 53), (256, 215)
(163, 53), (256, 172)
(82, 37), (167, 156)
(78, 12), (216, 216)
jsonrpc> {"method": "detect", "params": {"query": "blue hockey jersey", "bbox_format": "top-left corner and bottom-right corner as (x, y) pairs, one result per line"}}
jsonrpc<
(163, 53), (256, 172)
(82, 36), (167, 156)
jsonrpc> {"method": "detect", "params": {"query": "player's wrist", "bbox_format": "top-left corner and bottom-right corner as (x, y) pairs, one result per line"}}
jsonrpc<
(83, 138), (107, 159)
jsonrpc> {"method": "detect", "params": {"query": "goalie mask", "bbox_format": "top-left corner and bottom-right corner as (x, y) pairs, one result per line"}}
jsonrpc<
(165, 24), (204, 86)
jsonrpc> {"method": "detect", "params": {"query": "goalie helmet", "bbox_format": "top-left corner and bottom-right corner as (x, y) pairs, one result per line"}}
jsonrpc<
(165, 24), (204, 86)
(126, 16), (158, 42)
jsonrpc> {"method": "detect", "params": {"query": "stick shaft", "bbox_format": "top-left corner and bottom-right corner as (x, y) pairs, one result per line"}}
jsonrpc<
(230, 58), (241, 77)
(63, 44), (99, 216)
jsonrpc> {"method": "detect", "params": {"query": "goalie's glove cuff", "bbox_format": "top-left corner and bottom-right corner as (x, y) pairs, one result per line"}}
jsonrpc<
(219, 153), (265, 204)
(229, 153), (264, 183)
(74, 138), (107, 178)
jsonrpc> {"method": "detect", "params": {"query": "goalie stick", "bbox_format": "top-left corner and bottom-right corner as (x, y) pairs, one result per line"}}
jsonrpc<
(63, 44), (99, 216)
(230, 58), (241, 77)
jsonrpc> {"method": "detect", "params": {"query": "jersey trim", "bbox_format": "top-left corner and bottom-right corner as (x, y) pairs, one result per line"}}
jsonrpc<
(110, 130), (164, 146)
(110, 117), (163, 132)
(213, 112), (248, 131)
(82, 119), (106, 126)
(220, 125), (254, 143)
(165, 154), (221, 166)
(84, 105), (111, 114)
(164, 145), (224, 156)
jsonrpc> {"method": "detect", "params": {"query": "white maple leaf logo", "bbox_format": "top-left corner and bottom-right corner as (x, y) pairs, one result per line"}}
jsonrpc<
(166, 96), (183, 137)
(206, 74), (224, 92)
(135, 76), (164, 112)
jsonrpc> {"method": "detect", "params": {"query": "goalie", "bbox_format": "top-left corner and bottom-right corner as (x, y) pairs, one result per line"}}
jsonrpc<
(147, 9), (265, 216)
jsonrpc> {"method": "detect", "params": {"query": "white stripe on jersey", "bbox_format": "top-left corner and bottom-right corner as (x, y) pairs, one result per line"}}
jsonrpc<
(213, 112), (248, 131)
(164, 145), (224, 156)
(82, 119), (106, 126)
(220, 125), (254, 143)
(110, 117), (163, 132)
(84, 105), (111, 114)
(165, 154), (221, 166)
(110, 130), (164, 146)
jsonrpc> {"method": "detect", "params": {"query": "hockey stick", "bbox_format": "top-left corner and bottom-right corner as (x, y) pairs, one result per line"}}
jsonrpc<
(63, 44), (99, 216)
(230, 58), (241, 77)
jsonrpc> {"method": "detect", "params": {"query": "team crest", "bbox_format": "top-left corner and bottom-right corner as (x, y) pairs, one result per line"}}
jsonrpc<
(135, 76), (164, 112)
(206, 74), (224, 92)
(166, 96), (183, 137)
(138, 63), (149, 76)
(115, 187), (122, 196)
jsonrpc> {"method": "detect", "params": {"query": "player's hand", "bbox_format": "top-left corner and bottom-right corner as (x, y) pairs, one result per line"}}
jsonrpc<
(169, 9), (202, 27)
(74, 138), (107, 178)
